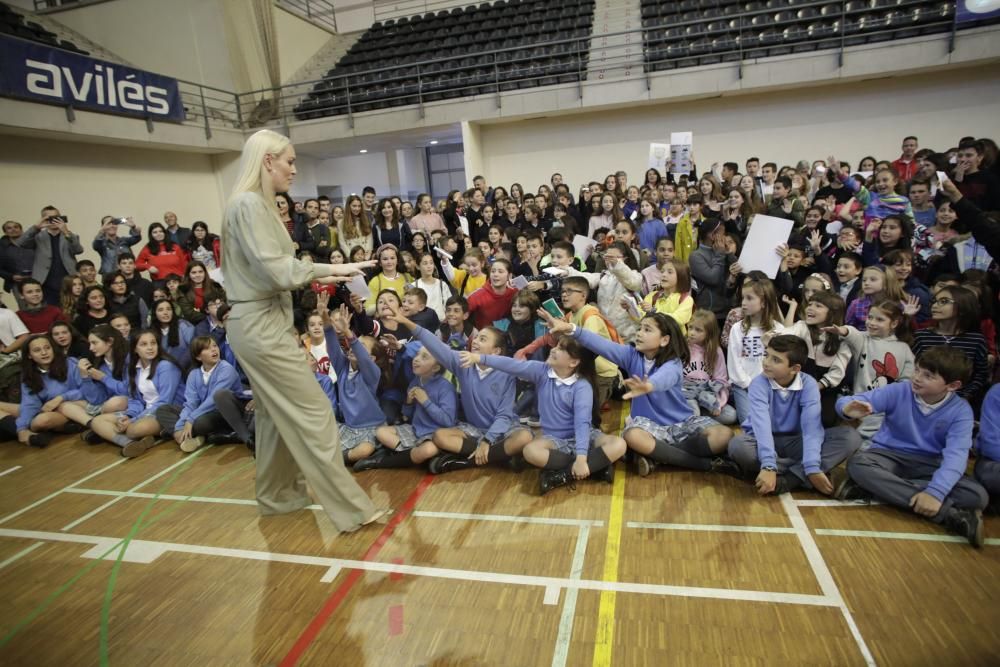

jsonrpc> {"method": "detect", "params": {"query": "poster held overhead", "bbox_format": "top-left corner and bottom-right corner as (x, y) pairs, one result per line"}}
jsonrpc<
(648, 143), (670, 173)
(670, 131), (693, 175)
(737, 214), (794, 279)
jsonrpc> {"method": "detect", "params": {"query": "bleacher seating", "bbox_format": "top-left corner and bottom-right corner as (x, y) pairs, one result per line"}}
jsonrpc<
(294, 0), (595, 120)
(0, 1), (88, 54)
(640, 0), (971, 72)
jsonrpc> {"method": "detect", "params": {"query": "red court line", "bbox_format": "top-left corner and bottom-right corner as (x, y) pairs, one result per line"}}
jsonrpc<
(279, 474), (435, 666)
(388, 605), (404, 636)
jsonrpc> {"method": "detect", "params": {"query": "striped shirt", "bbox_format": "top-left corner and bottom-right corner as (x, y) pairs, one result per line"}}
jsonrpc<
(912, 330), (991, 401)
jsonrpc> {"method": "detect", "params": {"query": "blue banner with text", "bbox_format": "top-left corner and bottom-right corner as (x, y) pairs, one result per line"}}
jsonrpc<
(0, 35), (184, 122)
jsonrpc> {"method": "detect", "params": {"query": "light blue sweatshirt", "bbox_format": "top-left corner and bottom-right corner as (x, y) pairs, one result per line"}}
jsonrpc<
(325, 329), (385, 428)
(742, 373), (824, 473)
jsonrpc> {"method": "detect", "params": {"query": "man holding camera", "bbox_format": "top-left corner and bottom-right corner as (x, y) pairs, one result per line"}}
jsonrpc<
(1, 221), (35, 308)
(14, 205), (83, 305)
(93, 215), (142, 275)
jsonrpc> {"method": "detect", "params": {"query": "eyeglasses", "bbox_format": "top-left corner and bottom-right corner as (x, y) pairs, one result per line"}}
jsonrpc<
(931, 298), (954, 305)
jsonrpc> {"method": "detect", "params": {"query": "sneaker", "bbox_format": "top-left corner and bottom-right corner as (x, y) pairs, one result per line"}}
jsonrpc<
(539, 469), (573, 496)
(944, 508), (985, 548)
(353, 448), (389, 472)
(27, 432), (54, 449)
(61, 423), (85, 434)
(592, 464), (614, 484)
(710, 457), (744, 479)
(834, 477), (872, 503)
(206, 432), (239, 446)
(634, 454), (655, 478)
(81, 429), (103, 445)
(180, 436), (206, 453)
(772, 473), (802, 495)
(525, 417), (541, 428)
(121, 436), (157, 458)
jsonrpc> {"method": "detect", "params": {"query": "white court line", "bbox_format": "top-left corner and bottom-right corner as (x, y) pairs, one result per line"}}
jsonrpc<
(551, 524), (590, 667)
(0, 541), (44, 570)
(0, 466), (22, 478)
(66, 488), (259, 506)
(815, 528), (1000, 547)
(628, 521), (796, 534)
(0, 459), (126, 526)
(414, 510), (604, 527)
(543, 586), (561, 605)
(0, 526), (836, 608)
(795, 499), (883, 507)
(60, 447), (212, 531)
(780, 494), (876, 666)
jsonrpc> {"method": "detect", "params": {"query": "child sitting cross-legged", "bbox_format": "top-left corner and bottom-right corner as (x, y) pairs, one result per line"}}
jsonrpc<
(727, 335), (862, 495)
(836, 346), (989, 547)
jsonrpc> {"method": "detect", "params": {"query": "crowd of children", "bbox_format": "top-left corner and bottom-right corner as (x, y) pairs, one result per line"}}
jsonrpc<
(2, 134), (999, 547)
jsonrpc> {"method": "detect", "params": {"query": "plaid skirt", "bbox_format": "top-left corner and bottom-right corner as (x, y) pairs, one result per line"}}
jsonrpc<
(624, 415), (718, 445)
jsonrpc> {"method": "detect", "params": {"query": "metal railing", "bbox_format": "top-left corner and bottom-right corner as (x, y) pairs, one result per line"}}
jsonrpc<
(373, 0), (475, 22)
(277, 0), (338, 34)
(236, 0), (965, 130)
(32, 0), (111, 12)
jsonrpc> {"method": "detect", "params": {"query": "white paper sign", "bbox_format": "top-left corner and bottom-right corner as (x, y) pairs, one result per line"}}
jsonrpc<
(345, 275), (371, 298)
(572, 234), (596, 260)
(670, 131), (693, 175)
(510, 275), (529, 290)
(737, 214), (794, 279)
(648, 142), (670, 172)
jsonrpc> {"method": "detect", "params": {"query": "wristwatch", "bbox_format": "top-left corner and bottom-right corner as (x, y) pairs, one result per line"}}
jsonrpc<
(761, 465), (777, 472)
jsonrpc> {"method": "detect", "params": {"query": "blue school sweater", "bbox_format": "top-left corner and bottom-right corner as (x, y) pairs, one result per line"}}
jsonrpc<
(572, 327), (693, 425)
(160, 320), (195, 372)
(316, 372), (337, 412)
(742, 373), (824, 474)
(17, 361), (86, 431)
(126, 360), (184, 419)
(402, 370), (458, 439)
(325, 329), (385, 428)
(977, 384), (1000, 462)
(480, 355), (593, 455)
(80, 359), (130, 406)
(836, 382), (974, 501)
(412, 325), (516, 443)
(176, 360), (244, 429)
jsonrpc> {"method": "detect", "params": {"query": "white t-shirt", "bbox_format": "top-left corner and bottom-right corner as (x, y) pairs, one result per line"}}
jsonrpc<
(414, 278), (450, 320)
(0, 309), (29, 347)
(308, 339), (338, 382)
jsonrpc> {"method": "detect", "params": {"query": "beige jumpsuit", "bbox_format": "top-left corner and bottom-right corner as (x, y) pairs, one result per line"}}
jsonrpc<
(221, 191), (375, 531)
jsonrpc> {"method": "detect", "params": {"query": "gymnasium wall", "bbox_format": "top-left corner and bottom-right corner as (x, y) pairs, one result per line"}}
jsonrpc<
(0, 134), (229, 306)
(470, 66), (1000, 192)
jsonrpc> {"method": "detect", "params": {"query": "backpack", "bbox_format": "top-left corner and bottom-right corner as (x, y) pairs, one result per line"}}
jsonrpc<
(578, 305), (621, 344)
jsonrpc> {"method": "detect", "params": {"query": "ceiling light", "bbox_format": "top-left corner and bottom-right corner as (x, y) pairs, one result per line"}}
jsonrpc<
(359, 149), (367, 153)
(429, 140), (439, 145)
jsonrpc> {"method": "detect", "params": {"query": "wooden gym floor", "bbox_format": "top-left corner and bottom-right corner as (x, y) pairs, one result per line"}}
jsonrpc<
(0, 404), (998, 666)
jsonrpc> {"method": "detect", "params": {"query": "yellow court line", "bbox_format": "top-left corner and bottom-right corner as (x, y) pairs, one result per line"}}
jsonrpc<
(592, 406), (628, 667)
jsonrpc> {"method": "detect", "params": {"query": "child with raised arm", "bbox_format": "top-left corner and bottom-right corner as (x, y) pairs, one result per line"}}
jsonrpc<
(727, 335), (861, 495)
(458, 337), (626, 495)
(540, 309), (735, 477)
(836, 346), (988, 547)
(355, 345), (456, 472)
(387, 305), (527, 474)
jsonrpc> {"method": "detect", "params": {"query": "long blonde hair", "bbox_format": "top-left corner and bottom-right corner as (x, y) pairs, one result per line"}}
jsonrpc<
(224, 129), (290, 246)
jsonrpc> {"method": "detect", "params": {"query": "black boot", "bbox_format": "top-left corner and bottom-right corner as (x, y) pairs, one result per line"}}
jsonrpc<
(206, 432), (240, 446)
(60, 423), (84, 434)
(772, 473), (803, 495)
(539, 469), (573, 496)
(28, 432), (55, 449)
(943, 508), (985, 548)
(835, 477), (872, 502)
(0, 416), (16, 442)
(353, 448), (390, 472)
(428, 453), (477, 474)
(634, 454), (656, 477)
(591, 464), (614, 484)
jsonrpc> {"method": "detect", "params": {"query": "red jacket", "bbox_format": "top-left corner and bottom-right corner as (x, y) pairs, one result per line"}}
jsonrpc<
(891, 157), (919, 183)
(135, 244), (189, 279)
(466, 285), (518, 329)
(17, 305), (66, 334)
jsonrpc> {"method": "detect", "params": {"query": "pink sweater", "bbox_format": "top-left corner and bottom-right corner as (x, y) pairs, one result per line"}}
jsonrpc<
(683, 342), (730, 406)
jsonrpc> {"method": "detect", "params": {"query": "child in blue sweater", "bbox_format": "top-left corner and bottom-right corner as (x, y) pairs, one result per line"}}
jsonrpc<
(152, 299), (195, 374)
(11, 334), (86, 448)
(53, 325), (131, 441)
(459, 336), (626, 494)
(356, 344), (457, 472)
(728, 335), (861, 495)
(973, 384), (1000, 513)
(388, 307), (524, 475)
(542, 310), (735, 477)
(324, 305), (387, 466)
(88, 329), (184, 457)
(836, 346), (988, 546)
(156, 336), (243, 454)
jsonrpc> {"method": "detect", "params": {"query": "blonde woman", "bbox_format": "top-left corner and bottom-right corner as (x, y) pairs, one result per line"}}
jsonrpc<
(221, 129), (389, 532)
